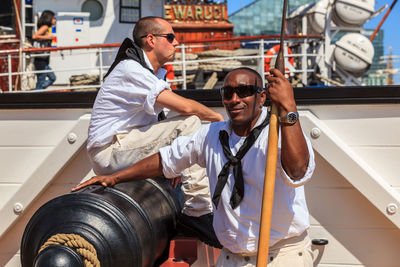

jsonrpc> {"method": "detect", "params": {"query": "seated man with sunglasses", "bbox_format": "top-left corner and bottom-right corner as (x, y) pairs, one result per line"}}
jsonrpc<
(75, 67), (315, 266)
(86, 16), (224, 247)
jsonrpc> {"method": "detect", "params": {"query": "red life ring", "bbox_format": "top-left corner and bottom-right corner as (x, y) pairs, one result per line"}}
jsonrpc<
(164, 64), (177, 90)
(264, 45), (294, 73)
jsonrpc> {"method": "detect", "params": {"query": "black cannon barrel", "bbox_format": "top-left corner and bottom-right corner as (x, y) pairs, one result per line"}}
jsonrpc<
(21, 177), (183, 267)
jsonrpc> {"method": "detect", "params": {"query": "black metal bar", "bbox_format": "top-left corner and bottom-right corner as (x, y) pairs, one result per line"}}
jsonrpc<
(2, 86), (400, 109)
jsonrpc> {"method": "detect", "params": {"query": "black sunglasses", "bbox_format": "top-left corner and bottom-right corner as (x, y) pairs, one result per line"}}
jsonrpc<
(140, 33), (176, 43)
(220, 85), (265, 100)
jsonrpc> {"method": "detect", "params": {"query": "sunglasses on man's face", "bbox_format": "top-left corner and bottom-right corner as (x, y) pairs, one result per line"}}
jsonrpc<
(220, 85), (264, 100)
(140, 33), (176, 43)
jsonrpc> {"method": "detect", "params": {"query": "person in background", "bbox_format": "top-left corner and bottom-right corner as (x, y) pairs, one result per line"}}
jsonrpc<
(32, 10), (56, 90)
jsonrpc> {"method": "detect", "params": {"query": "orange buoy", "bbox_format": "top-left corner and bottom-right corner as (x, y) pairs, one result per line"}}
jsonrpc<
(264, 45), (294, 73)
(164, 64), (177, 90)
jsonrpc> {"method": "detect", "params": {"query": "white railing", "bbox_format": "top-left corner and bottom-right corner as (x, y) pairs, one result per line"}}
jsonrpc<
(0, 35), (322, 92)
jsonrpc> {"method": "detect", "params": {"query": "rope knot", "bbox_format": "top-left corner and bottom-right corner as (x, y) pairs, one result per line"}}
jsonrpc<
(230, 157), (240, 165)
(38, 233), (101, 267)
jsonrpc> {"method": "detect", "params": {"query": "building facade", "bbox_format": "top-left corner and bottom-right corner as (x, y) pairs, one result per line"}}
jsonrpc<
(229, 0), (312, 36)
(362, 29), (388, 85)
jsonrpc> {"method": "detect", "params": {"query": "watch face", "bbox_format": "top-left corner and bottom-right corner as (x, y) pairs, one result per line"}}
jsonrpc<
(287, 112), (298, 123)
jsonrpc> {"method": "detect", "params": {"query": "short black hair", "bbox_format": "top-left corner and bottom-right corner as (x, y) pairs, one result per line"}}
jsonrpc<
(37, 10), (55, 28)
(225, 67), (263, 87)
(132, 16), (168, 47)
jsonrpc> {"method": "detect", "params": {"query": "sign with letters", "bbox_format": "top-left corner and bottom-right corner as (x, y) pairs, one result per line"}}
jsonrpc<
(164, 5), (228, 22)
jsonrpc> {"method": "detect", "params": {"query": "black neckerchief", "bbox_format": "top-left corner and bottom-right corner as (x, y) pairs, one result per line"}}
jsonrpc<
(212, 112), (271, 209)
(104, 38), (153, 79)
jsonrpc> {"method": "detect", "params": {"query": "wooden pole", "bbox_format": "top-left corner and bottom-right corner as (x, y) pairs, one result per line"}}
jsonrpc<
(256, 0), (288, 265)
(370, 0), (398, 41)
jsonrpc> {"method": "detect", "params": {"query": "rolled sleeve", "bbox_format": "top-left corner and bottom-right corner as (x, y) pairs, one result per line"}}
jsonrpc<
(143, 79), (171, 115)
(123, 60), (171, 116)
(279, 135), (315, 187)
(159, 135), (199, 178)
(160, 146), (181, 178)
(159, 125), (208, 178)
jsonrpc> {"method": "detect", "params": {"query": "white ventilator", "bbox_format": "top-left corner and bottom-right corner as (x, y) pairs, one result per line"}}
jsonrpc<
(289, 0), (375, 33)
(307, 0), (330, 34)
(334, 33), (375, 76)
(333, 0), (375, 26)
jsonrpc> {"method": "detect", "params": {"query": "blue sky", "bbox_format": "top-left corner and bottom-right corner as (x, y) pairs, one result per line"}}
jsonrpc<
(227, 0), (400, 77)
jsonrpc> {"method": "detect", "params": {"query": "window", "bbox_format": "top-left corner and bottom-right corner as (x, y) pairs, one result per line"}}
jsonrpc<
(82, 0), (104, 21)
(120, 0), (140, 23)
(0, 0), (16, 34)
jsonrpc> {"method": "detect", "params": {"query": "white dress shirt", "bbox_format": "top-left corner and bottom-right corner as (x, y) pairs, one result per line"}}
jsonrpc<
(87, 52), (170, 151)
(160, 107), (315, 253)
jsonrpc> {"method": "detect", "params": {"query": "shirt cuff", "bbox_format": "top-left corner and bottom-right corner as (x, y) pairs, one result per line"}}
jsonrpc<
(159, 146), (180, 179)
(279, 158), (314, 187)
(279, 142), (315, 188)
(144, 79), (171, 115)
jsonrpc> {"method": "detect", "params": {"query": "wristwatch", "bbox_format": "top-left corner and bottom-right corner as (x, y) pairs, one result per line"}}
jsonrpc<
(279, 111), (299, 125)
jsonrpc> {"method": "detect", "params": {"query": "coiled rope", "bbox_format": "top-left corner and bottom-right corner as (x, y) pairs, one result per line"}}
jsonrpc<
(38, 233), (100, 267)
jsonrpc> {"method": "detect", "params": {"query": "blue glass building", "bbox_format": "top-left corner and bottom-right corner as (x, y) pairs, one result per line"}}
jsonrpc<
(228, 0), (312, 36)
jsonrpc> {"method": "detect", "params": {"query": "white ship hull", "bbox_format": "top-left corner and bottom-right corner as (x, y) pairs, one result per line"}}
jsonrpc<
(0, 88), (399, 267)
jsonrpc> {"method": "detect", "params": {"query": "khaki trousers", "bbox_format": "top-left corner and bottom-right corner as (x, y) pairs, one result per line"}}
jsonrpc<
(88, 115), (212, 216)
(216, 231), (315, 267)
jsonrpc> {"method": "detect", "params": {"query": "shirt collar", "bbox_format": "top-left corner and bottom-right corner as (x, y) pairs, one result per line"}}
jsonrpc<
(222, 106), (269, 136)
(142, 49), (167, 79)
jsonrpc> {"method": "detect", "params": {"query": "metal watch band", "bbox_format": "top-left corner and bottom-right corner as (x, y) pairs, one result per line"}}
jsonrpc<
(278, 111), (299, 125)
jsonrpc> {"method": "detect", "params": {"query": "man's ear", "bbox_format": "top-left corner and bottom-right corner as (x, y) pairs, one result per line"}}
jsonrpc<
(258, 90), (267, 107)
(145, 35), (156, 49)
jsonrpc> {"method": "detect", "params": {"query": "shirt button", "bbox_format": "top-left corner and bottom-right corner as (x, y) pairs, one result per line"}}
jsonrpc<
(244, 256), (250, 261)
(298, 252), (303, 256)
(226, 255), (230, 260)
